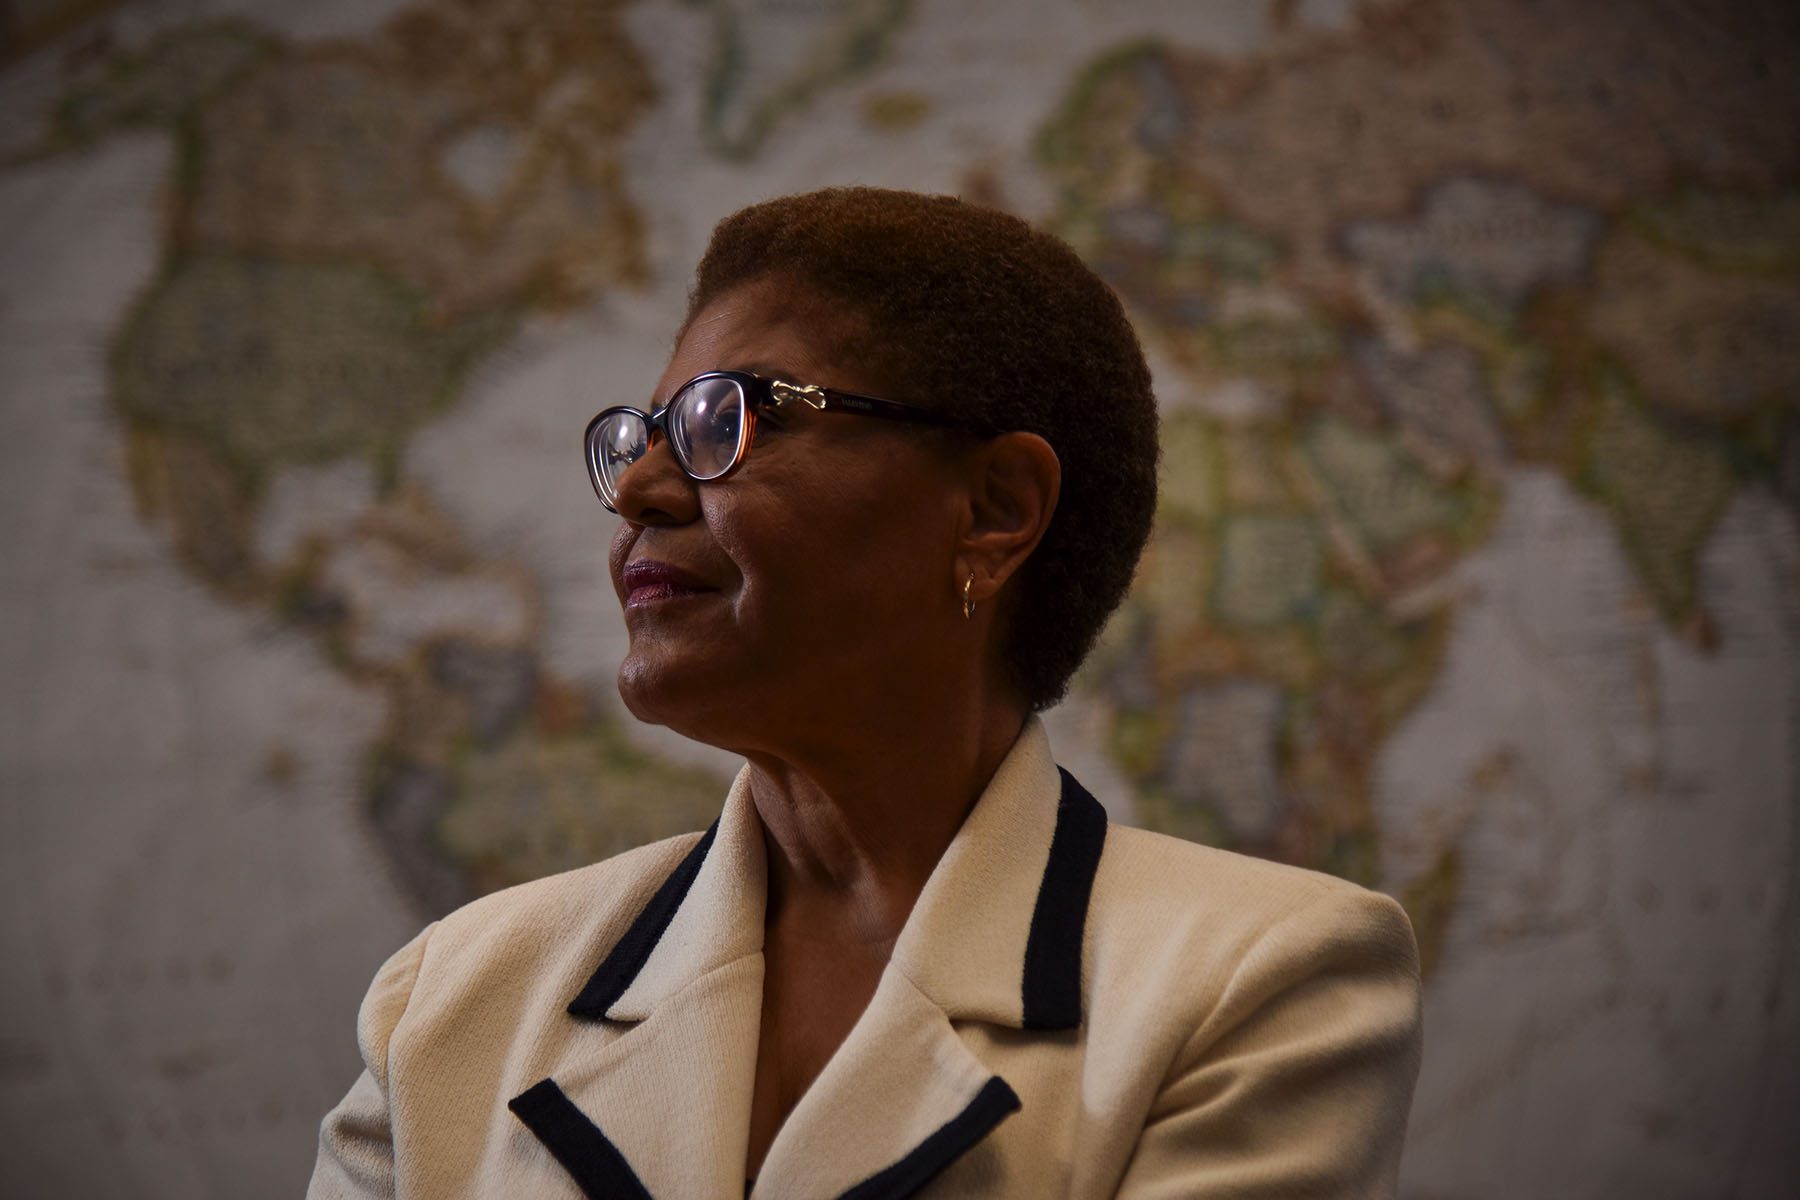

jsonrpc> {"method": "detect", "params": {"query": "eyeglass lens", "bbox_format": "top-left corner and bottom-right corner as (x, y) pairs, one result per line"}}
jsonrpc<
(668, 375), (745, 481)
(591, 374), (749, 507)
(592, 410), (646, 507)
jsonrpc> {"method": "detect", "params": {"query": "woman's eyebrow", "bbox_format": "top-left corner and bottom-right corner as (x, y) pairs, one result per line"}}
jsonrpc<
(732, 361), (800, 380)
(648, 364), (793, 410)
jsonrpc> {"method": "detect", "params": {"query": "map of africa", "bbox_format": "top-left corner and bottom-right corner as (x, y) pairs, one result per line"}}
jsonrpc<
(1, 0), (1795, 1195)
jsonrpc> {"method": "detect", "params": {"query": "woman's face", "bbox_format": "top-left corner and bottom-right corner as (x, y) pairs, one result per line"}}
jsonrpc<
(607, 277), (969, 755)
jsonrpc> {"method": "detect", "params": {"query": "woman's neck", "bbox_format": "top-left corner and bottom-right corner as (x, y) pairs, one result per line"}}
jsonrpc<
(743, 701), (1027, 947)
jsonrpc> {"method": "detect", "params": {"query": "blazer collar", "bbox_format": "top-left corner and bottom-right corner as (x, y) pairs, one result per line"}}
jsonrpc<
(568, 766), (768, 1022)
(570, 718), (1106, 1030)
(888, 718), (1108, 1030)
(511, 717), (1108, 1198)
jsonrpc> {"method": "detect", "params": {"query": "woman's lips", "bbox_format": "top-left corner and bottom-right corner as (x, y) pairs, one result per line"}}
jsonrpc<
(621, 558), (716, 609)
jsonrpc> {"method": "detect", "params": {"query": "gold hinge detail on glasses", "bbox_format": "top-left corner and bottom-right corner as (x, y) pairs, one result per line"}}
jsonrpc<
(769, 380), (828, 410)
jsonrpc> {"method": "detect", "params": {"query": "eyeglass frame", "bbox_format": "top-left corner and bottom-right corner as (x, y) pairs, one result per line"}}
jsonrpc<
(584, 369), (981, 512)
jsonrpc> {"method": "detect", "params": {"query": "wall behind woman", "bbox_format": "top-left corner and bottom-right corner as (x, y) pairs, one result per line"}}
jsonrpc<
(1, 0), (1795, 1195)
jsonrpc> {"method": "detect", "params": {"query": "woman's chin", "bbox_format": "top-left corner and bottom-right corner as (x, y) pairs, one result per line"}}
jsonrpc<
(616, 655), (675, 724)
(616, 653), (732, 743)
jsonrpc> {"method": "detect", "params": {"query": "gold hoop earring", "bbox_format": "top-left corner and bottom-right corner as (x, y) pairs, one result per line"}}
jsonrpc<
(962, 573), (976, 620)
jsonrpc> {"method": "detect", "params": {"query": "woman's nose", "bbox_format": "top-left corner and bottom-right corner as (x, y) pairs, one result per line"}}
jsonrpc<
(609, 434), (701, 526)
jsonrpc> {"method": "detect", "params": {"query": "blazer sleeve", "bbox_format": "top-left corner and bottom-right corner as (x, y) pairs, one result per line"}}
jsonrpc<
(1116, 886), (1423, 1199)
(306, 923), (435, 1200)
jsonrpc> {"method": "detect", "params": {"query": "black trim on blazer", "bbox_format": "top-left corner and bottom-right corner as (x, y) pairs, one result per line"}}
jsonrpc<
(835, 1076), (1022, 1200)
(509, 1078), (653, 1200)
(1020, 768), (1109, 1030)
(568, 820), (719, 1020)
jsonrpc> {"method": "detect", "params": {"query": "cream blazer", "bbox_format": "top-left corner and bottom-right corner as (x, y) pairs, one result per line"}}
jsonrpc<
(308, 719), (1422, 1198)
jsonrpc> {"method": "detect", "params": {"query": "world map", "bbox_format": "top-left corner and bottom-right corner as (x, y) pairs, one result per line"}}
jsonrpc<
(1, 0), (1795, 1194)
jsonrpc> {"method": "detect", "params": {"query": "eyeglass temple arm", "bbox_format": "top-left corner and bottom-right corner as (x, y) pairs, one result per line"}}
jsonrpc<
(767, 380), (965, 428)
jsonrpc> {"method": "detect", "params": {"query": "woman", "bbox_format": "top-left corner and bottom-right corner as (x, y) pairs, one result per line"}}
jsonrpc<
(309, 188), (1421, 1198)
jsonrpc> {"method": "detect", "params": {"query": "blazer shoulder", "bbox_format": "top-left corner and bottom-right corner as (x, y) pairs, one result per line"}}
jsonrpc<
(1090, 822), (1417, 979)
(1089, 831), (1424, 1199)
(417, 830), (708, 983)
(1098, 821), (1365, 905)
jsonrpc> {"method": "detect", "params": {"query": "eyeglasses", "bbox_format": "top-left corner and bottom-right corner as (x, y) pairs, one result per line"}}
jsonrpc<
(585, 369), (969, 512)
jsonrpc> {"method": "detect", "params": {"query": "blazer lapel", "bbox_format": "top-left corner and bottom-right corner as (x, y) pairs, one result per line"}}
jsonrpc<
(510, 771), (769, 1199)
(749, 965), (1020, 1199)
(510, 953), (765, 1198)
(755, 719), (1107, 1198)
(508, 717), (1109, 1200)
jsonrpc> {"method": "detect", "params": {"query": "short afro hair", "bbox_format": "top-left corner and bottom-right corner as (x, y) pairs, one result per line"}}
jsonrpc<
(686, 187), (1158, 711)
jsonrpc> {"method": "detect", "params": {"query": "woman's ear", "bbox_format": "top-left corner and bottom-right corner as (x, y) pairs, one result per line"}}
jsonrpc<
(956, 431), (1061, 604)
